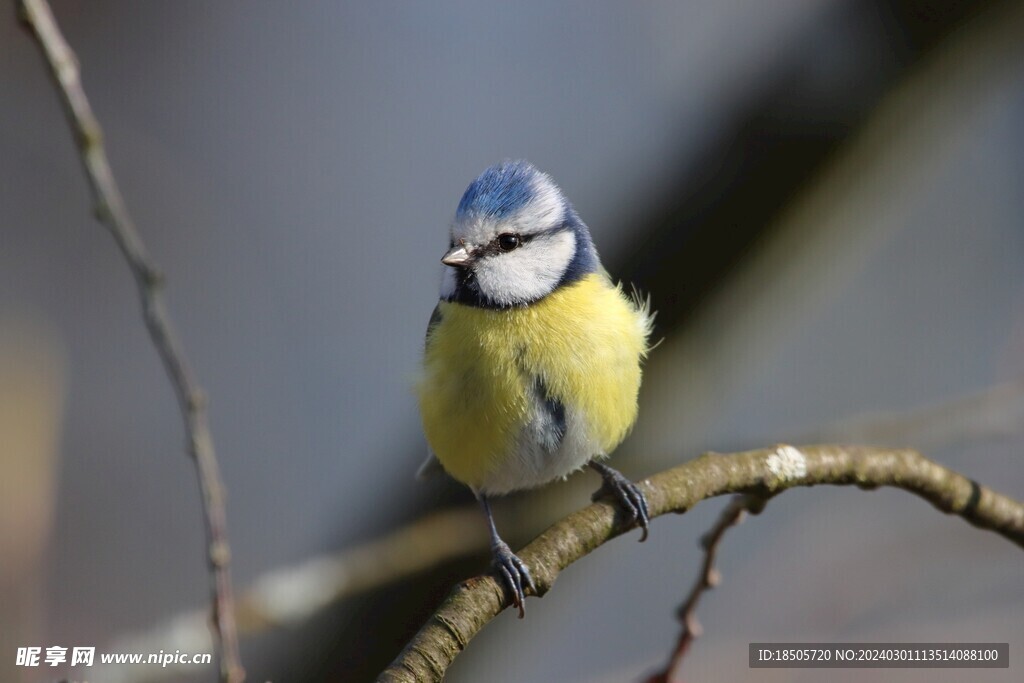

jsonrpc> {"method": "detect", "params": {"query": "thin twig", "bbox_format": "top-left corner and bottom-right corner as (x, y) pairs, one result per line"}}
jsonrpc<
(642, 494), (764, 683)
(377, 444), (1024, 682)
(16, 2), (244, 681)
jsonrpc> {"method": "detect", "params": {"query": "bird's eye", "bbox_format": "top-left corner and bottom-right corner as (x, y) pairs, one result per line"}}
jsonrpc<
(497, 233), (521, 251)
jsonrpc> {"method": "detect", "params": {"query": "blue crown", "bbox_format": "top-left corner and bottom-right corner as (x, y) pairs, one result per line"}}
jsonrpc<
(455, 160), (547, 220)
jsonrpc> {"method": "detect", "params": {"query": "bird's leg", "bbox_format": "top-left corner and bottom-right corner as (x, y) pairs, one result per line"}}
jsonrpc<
(589, 460), (650, 541)
(479, 495), (535, 618)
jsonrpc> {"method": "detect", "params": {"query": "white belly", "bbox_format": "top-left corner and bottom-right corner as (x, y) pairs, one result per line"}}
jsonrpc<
(475, 398), (603, 496)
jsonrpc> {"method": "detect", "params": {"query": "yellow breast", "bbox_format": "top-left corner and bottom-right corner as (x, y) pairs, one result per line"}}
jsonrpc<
(417, 272), (651, 490)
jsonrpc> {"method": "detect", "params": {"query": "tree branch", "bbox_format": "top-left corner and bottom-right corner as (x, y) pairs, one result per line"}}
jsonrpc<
(377, 444), (1024, 682)
(87, 508), (485, 683)
(642, 494), (764, 683)
(16, 1), (244, 681)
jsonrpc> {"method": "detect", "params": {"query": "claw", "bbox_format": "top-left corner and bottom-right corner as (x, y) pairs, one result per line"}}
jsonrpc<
(590, 461), (651, 541)
(491, 539), (535, 618)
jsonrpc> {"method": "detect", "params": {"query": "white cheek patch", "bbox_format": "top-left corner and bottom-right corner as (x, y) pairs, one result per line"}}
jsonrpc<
(474, 230), (576, 306)
(439, 264), (457, 299)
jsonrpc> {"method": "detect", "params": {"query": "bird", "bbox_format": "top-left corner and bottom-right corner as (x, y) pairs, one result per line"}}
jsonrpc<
(416, 159), (654, 617)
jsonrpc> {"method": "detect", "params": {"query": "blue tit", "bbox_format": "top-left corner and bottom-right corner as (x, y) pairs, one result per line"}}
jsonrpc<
(417, 160), (654, 617)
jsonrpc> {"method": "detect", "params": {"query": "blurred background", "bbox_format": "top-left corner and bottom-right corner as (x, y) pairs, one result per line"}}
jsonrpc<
(2, 1), (1023, 681)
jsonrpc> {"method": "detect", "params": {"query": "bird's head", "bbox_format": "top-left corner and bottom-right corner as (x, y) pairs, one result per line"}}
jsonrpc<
(440, 160), (599, 308)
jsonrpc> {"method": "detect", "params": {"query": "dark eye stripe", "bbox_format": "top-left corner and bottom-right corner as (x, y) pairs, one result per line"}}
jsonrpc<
(480, 233), (520, 256)
(488, 225), (563, 253)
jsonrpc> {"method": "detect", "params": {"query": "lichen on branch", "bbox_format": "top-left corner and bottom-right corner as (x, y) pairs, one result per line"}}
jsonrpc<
(378, 444), (1024, 682)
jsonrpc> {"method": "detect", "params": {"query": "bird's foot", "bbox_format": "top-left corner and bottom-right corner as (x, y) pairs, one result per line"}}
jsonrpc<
(490, 540), (535, 618)
(590, 461), (650, 541)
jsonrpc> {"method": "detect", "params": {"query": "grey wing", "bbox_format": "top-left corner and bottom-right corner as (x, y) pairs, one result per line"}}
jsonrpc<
(417, 303), (447, 480)
(416, 452), (445, 479)
(424, 303), (443, 349)
(530, 376), (567, 453)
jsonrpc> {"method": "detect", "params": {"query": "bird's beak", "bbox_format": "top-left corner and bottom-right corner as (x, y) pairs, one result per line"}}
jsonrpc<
(441, 244), (472, 267)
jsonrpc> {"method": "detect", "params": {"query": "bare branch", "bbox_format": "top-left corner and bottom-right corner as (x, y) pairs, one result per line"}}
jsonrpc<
(93, 378), (1024, 682)
(16, 1), (244, 680)
(377, 444), (1024, 682)
(642, 494), (764, 683)
(91, 508), (486, 683)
